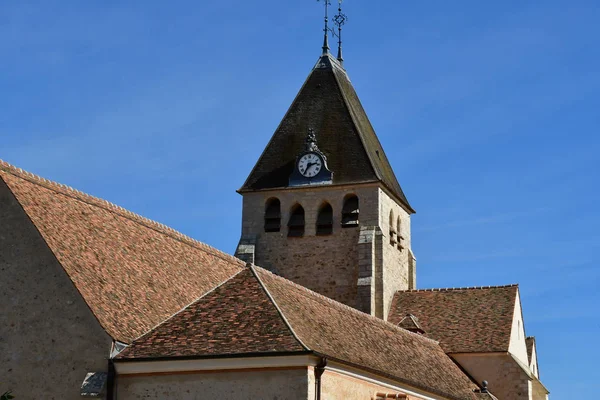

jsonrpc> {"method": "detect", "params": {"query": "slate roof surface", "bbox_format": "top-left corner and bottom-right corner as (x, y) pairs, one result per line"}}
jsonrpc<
(240, 54), (413, 213)
(121, 265), (481, 400)
(389, 285), (518, 354)
(0, 160), (244, 343)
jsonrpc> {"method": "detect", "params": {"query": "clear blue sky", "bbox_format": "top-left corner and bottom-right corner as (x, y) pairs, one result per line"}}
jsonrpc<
(2, 1), (598, 397)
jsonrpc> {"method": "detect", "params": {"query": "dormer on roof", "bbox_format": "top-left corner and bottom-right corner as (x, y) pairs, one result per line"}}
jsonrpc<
(389, 284), (549, 400)
(398, 313), (426, 335)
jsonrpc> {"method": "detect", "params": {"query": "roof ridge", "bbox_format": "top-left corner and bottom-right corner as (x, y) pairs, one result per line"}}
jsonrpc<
(329, 62), (413, 213)
(398, 284), (519, 293)
(249, 264), (311, 352)
(0, 159), (243, 268)
(238, 57), (318, 192)
(254, 266), (440, 345)
(330, 60), (379, 186)
(122, 269), (247, 347)
(323, 53), (348, 77)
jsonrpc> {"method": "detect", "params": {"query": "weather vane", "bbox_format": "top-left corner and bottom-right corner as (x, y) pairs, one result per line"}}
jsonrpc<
(333, 0), (348, 63)
(316, 0), (348, 63)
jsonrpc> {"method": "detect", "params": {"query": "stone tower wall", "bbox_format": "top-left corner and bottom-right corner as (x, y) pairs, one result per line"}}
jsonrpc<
(378, 189), (414, 319)
(236, 183), (413, 317)
(238, 185), (377, 309)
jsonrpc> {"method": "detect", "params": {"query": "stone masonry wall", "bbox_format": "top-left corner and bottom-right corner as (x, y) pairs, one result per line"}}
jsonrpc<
(307, 368), (428, 400)
(117, 368), (310, 400)
(236, 184), (413, 316)
(356, 225), (384, 315)
(378, 188), (413, 320)
(531, 378), (548, 400)
(238, 185), (379, 310)
(0, 178), (112, 400)
(256, 228), (361, 307)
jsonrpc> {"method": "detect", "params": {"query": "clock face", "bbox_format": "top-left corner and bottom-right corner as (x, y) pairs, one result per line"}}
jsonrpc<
(298, 153), (323, 178)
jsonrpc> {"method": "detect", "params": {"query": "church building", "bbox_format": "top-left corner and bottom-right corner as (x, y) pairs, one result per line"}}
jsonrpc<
(0, 6), (548, 400)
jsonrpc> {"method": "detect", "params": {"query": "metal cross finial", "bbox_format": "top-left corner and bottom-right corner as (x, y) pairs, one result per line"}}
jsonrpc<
(317, 0), (332, 55)
(333, 0), (348, 64)
(316, 0), (348, 63)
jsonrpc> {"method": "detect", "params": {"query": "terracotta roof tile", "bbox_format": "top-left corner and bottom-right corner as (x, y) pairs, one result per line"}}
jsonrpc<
(256, 268), (479, 400)
(117, 269), (306, 359)
(0, 160), (244, 343)
(389, 285), (518, 354)
(121, 265), (481, 399)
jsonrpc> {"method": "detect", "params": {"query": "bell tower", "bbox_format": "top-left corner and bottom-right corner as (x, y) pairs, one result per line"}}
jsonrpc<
(235, 4), (415, 319)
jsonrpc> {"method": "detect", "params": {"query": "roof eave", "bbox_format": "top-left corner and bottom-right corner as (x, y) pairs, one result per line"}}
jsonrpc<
(329, 63), (414, 212)
(313, 352), (477, 400)
(115, 349), (479, 400)
(239, 56), (329, 193)
(114, 350), (314, 363)
(237, 180), (415, 214)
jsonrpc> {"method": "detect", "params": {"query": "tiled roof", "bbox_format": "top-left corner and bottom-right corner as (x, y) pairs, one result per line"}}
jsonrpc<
(240, 54), (413, 213)
(389, 285), (518, 354)
(117, 269), (306, 359)
(256, 268), (480, 399)
(0, 160), (244, 343)
(121, 266), (481, 400)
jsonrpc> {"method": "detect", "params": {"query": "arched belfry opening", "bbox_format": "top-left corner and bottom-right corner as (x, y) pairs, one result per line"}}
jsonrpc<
(397, 216), (404, 251)
(341, 194), (359, 228)
(316, 202), (333, 236)
(288, 204), (305, 238)
(264, 198), (281, 233)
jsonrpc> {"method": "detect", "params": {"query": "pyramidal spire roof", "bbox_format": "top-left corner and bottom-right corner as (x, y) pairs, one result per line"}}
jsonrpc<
(240, 53), (414, 213)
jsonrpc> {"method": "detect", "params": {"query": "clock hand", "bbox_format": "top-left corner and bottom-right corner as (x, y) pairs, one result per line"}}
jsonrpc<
(307, 163), (321, 175)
